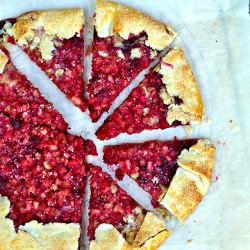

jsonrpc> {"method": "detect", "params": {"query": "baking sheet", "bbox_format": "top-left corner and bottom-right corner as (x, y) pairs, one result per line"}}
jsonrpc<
(1, 0), (249, 249)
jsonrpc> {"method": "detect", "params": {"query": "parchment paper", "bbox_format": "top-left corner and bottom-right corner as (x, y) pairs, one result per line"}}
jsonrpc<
(0, 0), (249, 249)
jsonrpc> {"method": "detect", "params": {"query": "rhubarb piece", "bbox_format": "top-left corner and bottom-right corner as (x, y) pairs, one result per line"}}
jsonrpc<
(88, 166), (170, 249)
(88, 0), (176, 122)
(96, 47), (204, 140)
(0, 9), (87, 111)
(103, 139), (215, 220)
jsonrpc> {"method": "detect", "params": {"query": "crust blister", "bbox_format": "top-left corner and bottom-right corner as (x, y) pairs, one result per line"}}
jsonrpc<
(95, 0), (177, 50)
(156, 47), (204, 125)
(160, 139), (215, 222)
(0, 195), (80, 250)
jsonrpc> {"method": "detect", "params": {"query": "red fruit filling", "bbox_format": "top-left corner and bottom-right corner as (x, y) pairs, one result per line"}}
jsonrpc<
(88, 31), (159, 122)
(11, 27), (87, 111)
(88, 166), (146, 243)
(0, 113), (96, 228)
(0, 50), (68, 131)
(115, 168), (125, 181)
(103, 139), (197, 201)
(96, 70), (182, 140)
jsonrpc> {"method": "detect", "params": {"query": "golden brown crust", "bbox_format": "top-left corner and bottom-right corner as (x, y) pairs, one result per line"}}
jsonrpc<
(0, 48), (8, 74)
(160, 139), (215, 222)
(160, 168), (204, 222)
(133, 212), (170, 248)
(90, 213), (169, 250)
(12, 9), (84, 40)
(90, 224), (133, 250)
(156, 47), (204, 125)
(7, 9), (83, 59)
(177, 138), (215, 187)
(0, 195), (80, 250)
(140, 230), (170, 250)
(95, 0), (177, 50)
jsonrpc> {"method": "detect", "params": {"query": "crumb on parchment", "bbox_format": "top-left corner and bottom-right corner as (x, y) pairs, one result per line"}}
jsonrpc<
(229, 119), (240, 132)
(184, 125), (193, 134)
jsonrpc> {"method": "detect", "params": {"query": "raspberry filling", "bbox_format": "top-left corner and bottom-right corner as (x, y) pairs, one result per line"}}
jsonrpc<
(103, 139), (197, 201)
(0, 114), (96, 228)
(96, 70), (182, 140)
(88, 31), (159, 122)
(0, 51), (68, 131)
(88, 166), (146, 244)
(12, 28), (87, 111)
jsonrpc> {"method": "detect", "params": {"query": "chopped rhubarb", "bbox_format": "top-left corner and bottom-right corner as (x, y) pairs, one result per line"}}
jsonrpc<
(1, 17), (87, 111)
(0, 48), (68, 131)
(160, 61), (173, 69)
(21, 29), (88, 111)
(103, 139), (197, 201)
(88, 31), (159, 122)
(0, 113), (96, 228)
(88, 166), (146, 244)
(0, 42), (97, 229)
(96, 70), (181, 140)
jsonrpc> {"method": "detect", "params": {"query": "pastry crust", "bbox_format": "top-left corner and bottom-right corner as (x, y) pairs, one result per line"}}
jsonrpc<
(160, 139), (215, 222)
(89, 224), (132, 250)
(12, 9), (84, 40)
(140, 231), (170, 250)
(90, 212), (169, 250)
(177, 138), (215, 188)
(0, 195), (80, 250)
(133, 212), (170, 248)
(95, 0), (177, 50)
(156, 47), (204, 125)
(0, 48), (8, 73)
(5, 9), (84, 59)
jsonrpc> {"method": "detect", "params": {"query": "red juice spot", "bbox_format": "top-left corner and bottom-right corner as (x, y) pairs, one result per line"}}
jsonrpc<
(151, 199), (160, 208)
(115, 168), (125, 181)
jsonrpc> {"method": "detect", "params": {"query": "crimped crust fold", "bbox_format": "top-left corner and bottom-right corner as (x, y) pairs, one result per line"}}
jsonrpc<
(90, 212), (170, 250)
(160, 139), (215, 222)
(177, 138), (215, 188)
(156, 47), (204, 125)
(12, 9), (84, 41)
(2, 9), (84, 59)
(95, 0), (177, 50)
(133, 212), (170, 248)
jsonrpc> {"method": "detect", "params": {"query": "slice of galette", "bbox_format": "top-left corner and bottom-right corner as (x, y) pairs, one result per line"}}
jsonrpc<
(88, 0), (177, 122)
(0, 47), (96, 248)
(103, 138), (215, 221)
(96, 47), (204, 140)
(0, 9), (87, 111)
(0, 112), (96, 249)
(88, 166), (170, 249)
